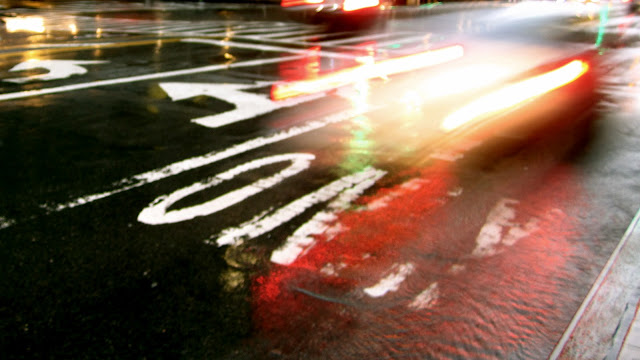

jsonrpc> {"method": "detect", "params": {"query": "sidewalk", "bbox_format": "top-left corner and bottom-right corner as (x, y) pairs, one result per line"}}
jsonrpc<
(549, 207), (640, 360)
(619, 305), (640, 360)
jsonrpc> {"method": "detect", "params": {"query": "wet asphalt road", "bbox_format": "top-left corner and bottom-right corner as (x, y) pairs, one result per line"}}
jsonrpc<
(2, 1), (640, 359)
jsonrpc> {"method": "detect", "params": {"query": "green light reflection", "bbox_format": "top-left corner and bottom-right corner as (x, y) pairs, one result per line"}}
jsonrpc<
(595, 3), (609, 48)
(339, 115), (375, 173)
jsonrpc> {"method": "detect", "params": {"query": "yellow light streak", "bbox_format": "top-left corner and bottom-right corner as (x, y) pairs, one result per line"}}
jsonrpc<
(440, 60), (589, 132)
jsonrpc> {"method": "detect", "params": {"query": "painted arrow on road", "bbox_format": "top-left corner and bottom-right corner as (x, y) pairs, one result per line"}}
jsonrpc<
(4, 59), (109, 83)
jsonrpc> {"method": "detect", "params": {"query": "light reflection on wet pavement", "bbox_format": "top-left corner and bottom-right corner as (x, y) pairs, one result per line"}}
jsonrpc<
(1, 1), (640, 359)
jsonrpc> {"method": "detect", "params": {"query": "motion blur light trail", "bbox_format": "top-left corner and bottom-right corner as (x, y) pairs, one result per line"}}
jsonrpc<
(270, 45), (464, 101)
(343, 0), (380, 12)
(4, 16), (45, 33)
(441, 60), (590, 132)
(251, 162), (589, 359)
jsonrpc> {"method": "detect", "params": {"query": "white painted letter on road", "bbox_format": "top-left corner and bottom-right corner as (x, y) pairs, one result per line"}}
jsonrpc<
(159, 82), (321, 128)
(214, 166), (386, 248)
(137, 153), (315, 225)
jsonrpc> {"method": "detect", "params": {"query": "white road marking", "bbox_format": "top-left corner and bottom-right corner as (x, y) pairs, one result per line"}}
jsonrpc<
(364, 262), (415, 298)
(319, 32), (410, 46)
(213, 167), (386, 247)
(471, 198), (539, 257)
(409, 282), (439, 310)
(181, 38), (362, 60)
(4, 60), (109, 83)
(46, 108), (365, 212)
(0, 217), (16, 230)
(270, 167), (386, 265)
(364, 178), (428, 211)
(138, 153), (314, 225)
(0, 55), (303, 102)
(160, 81), (322, 128)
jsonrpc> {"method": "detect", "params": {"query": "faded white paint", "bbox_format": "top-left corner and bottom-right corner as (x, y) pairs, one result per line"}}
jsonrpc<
(472, 198), (539, 257)
(182, 38), (361, 60)
(409, 282), (439, 310)
(137, 153), (314, 225)
(365, 178), (428, 211)
(364, 262), (415, 298)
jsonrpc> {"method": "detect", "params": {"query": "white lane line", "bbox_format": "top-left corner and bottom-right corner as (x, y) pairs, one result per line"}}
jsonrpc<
(364, 262), (416, 298)
(256, 29), (324, 40)
(287, 31), (355, 42)
(319, 32), (409, 46)
(214, 166), (386, 247)
(181, 38), (363, 60)
(46, 107), (365, 212)
(0, 55), (303, 102)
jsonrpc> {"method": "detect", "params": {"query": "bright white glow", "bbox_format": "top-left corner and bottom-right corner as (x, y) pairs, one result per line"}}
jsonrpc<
(441, 60), (589, 132)
(5, 17), (45, 33)
(421, 64), (511, 98)
(272, 45), (464, 100)
(343, 0), (380, 11)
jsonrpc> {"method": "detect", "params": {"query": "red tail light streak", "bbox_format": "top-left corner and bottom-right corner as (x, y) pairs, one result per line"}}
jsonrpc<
(281, 0), (323, 7)
(281, 0), (379, 10)
(271, 45), (465, 101)
(440, 59), (590, 132)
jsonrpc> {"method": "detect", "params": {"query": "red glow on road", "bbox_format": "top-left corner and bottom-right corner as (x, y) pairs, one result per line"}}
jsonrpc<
(250, 161), (589, 358)
(278, 47), (321, 81)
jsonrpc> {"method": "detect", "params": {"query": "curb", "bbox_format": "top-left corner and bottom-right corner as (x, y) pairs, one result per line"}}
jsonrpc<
(549, 206), (640, 359)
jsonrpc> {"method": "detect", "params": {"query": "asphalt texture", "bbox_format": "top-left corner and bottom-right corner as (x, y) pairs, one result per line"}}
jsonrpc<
(1, 1), (640, 359)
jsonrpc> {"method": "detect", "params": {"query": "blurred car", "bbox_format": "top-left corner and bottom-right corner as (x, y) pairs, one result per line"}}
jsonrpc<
(271, 42), (601, 154)
(281, 0), (390, 28)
